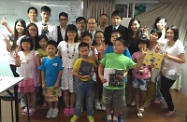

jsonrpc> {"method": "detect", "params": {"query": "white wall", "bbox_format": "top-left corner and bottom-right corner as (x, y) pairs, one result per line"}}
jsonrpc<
(181, 44), (187, 96)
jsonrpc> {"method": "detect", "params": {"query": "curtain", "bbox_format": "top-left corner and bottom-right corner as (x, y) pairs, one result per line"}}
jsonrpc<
(137, 0), (187, 90)
(84, 0), (115, 24)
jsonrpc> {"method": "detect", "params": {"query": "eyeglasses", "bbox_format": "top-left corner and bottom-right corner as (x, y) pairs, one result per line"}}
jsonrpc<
(29, 29), (37, 32)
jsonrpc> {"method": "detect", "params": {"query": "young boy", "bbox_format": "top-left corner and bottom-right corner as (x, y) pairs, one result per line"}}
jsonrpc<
(98, 37), (145, 122)
(104, 10), (128, 46)
(39, 41), (62, 118)
(36, 6), (57, 42)
(131, 36), (151, 118)
(70, 42), (97, 122)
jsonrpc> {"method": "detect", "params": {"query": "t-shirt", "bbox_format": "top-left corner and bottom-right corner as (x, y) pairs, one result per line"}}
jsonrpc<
(37, 48), (48, 58)
(73, 58), (97, 81)
(100, 53), (136, 90)
(104, 45), (132, 59)
(132, 51), (151, 79)
(39, 56), (63, 87)
(162, 40), (185, 80)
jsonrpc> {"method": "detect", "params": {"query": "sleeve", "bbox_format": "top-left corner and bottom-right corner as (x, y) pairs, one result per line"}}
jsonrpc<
(16, 35), (25, 46)
(127, 58), (136, 69)
(100, 54), (107, 66)
(39, 58), (46, 71)
(94, 48), (98, 55)
(177, 41), (185, 55)
(52, 25), (57, 42)
(123, 48), (132, 59)
(73, 59), (81, 70)
(34, 50), (39, 56)
(57, 58), (63, 70)
(131, 52), (136, 61)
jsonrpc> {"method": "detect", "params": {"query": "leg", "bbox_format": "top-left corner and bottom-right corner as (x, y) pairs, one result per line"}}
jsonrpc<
(63, 90), (70, 108)
(70, 92), (76, 108)
(145, 82), (154, 107)
(86, 80), (94, 116)
(126, 73), (134, 105)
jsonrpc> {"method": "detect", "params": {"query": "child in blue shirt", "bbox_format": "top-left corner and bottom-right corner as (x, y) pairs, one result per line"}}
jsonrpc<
(39, 41), (63, 118)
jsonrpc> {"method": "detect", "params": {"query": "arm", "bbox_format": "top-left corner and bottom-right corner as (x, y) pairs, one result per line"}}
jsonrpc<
(164, 53), (185, 63)
(1, 18), (14, 33)
(4, 38), (12, 52)
(98, 63), (107, 83)
(71, 68), (90, 79)
(54, 70), (62, 88)
(35, 54), (41, 85)
(15, 54), (21, 67)
(57, 50), (62, 58)
(41, 71), (46, 89)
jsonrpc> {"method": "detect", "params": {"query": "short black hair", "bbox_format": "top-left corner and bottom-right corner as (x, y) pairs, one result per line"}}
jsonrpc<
(41, 6), (51, 13)
(150, 29), (162, 39)
(59, 12), (68, 19)
(115, 37), (128, 46)
(111, 30), (122, 36)
(81, 31), (92, 40)
(100, 13), (107, 17)
(78, 42), (89, 50)
(166, 25), (179, 41)
(137, 35), (150, 47)
(76, 16), (86, 23)
(47, 41), (57, 48)
(111, 10), (122, 19)
(38, 35), (48, 42)
(27, 7), (38, 15)
(65, 24), (78, 42)
(20, 36), (33, 51)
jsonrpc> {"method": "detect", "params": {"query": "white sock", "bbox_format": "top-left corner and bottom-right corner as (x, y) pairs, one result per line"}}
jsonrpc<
(107, 114), (112, 120)
(113, 116), (118, 121)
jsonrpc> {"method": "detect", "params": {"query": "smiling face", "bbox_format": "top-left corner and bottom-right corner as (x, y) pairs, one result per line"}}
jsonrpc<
(59, 16), (68, 28)
(28, 9), (37, 21)
(110, 32), (120, 44)
(95, 32), (104, 45)
(67, 31), (77, 41)
(28, 25), (38, 38)
(82, 35), (92, 45)
(150, 32), (159, 42)
(21, 42), (31, 51)
(16, 22), (25, 34)
(156, 19), (166, 30)
(166, 29), (174, 41)
(87, 18), (97, 31)
(113, 40), (126, 54)
(131, 20), (141, 32)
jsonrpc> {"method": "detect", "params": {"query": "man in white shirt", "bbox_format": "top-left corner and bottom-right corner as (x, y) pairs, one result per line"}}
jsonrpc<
(36, 6), (57, 42)
(96, 14), (108, 32)
(57, 12), (68, 45)
(87, 17), (97, 44)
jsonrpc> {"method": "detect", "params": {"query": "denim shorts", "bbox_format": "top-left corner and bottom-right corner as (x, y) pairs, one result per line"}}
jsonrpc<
(102, 88), (126, 109)
(132, 78), (150, 91)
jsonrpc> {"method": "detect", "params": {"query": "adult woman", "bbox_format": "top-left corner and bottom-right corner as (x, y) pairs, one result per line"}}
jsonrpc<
(161, 25), (185, 117)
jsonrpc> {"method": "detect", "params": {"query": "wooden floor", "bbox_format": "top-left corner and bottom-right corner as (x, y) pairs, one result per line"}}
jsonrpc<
(1, 90), (187, 122)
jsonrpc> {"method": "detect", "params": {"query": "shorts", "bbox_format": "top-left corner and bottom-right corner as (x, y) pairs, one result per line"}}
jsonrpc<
(132, 78), (149, 91)
(101, 88), (126, 109)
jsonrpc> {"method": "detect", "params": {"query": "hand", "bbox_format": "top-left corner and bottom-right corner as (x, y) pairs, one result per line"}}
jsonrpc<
(90, 46), (95, 52)
(161, 67), (166, 75)
(54, 82), (58, 88)
(42, 25), (48, 32)
(155, 44), (161, 53)
(164, 53), (170, 59)
(100, 75), (107, 83)
(118, 75), (126, 80)
(2, 34), (9, 43)
(149, 62), (155, 68)
(42, 82), (46, 89)
(41, 57), (44, 63)
(36, 77), (40, 86)
(81, 75), (91, 79)
(141, 26), (149, 34)
(1, 17), (7, 26)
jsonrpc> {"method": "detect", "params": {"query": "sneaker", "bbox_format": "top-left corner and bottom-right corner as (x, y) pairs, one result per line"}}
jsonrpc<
(87, 115), (95, 122)
(101, 104), (106, 111)
(28, 108), (36, 116)
(144, 101), (151, 108)
(163, 110), (176, 117)
(137, 111), (143, 118)
(22, 107), (28, 115)
(70, 115), (79, 122)
(46, 108), (53, 118)
(139, 107), (144, 113)
(69, 108), (75, 116)
(51, 108), (59, 118)
(118, 114), (125, 122)
(95, 100), (102, 110)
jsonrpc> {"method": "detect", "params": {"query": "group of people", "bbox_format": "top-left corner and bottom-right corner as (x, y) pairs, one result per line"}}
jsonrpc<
(1, 4), (186, 122)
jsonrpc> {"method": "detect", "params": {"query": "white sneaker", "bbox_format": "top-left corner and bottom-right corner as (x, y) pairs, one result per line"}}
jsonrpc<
(101, 104), (106, 111)
(46, 108), (53, 118)
(51, 108), (59, 118)
(137, 111), (143, 118)
(95, 100), (102, 110)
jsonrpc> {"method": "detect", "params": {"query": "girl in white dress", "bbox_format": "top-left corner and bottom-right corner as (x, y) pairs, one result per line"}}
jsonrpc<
(15, 36), (40, 116)
(57, 24), (80, 116)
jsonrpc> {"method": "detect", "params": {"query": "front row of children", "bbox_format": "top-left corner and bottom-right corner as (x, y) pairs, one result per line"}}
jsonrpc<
(15, 33), (148, 122)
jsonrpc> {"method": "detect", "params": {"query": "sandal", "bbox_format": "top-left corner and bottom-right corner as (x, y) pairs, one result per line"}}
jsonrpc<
(163, 110), (176, 117)
(63, 108), (70, 116)
(69, 108), (75, 116)
(28, 108), (36, 116)
(22, 107), (28, 115)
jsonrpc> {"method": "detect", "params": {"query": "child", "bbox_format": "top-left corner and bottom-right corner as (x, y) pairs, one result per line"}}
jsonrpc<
(70, 42), (97, 122)
(15, 36), (40, 116)
(57, 24), (80, 116)
(37, 35), (48, 62)
(93, 31), (106, 110)
(131, 35), (151, 118)
(98, 37), (145, 122)
(39, 41), (62, 118)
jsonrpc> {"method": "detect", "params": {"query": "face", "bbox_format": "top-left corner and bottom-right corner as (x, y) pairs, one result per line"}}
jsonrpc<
(67, 31), (77, 41)
(166, 29), (174, 41)
(79, 46), (89, 58)
(28, 9), (37, 20)
(95, 32), (104, 45)
(131, 20), (140, 32)
(76, 20), (86, 30)
(156, 19), (166, 30)
(150, 32), (159, 42)
(87, 18), (97, 31)
(113, 40), (126, 54)
(111, 16), (121, 26)
(16, 22), (24, 34)
(82, 36), (92, 45)
(110, 32), (120, 44)
(21, 42), (31, 51)
(39, 38), (47, 48)
(28, 25), (37, 38)
(138, 43), (147, 51)
(59, 16), (68, 28)
(41, 11), (50, 23)
(46, 45), (56, 56)
(99, 15), (108, 26)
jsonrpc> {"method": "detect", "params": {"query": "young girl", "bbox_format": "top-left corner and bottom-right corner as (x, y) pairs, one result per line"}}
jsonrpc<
(160, 25), (185, 117)
(15, 36), (40, 116)
(37, 35), (48, 62)
(93, 31), (106, 110)
(57, 24), (80, 116)
(132, 35), (151, 118)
